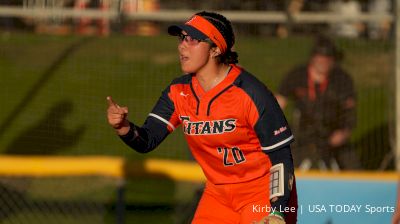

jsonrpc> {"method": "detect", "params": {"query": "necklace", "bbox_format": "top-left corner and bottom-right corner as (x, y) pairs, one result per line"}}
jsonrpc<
(197, 65), (232, 92)
(213, 65), (231, 85)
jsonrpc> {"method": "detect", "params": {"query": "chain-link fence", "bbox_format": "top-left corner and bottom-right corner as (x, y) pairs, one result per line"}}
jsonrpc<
(0, 176), (118, 224)
(0, 1), (395, 164)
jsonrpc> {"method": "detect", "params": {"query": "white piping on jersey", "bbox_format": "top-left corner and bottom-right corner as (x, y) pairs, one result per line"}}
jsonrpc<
(261, 135), (294, 151)
(148, 113), (176, 131)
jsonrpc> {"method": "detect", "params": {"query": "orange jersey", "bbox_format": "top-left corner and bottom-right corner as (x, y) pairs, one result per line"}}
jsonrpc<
(122, 65), (293, 184)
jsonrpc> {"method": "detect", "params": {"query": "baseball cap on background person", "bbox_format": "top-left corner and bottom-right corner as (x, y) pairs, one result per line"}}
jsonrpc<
(168, 11), (238, 64)
(311, 35), (344, 61)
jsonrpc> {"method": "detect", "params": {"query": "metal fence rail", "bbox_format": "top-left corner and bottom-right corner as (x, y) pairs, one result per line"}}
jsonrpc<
(0, 6), (394, 23)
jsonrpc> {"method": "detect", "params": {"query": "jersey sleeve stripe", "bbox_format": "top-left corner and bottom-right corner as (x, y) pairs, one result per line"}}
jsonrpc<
(261, 135), (294, 151)
(148, 113), (176, 131)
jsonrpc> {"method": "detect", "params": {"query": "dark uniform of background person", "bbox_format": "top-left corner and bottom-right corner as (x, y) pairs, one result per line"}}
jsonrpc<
(275, 36), (360, 171)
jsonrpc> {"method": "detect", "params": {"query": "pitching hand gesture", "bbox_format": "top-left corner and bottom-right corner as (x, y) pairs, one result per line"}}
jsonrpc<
(107, 96), (130, 135)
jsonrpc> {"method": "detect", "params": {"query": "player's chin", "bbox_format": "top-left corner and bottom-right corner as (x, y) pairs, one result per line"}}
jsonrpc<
(180, 64), (196, 74)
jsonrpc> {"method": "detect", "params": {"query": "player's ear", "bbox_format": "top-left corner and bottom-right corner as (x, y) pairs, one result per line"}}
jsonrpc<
(210, 47), (222, 58)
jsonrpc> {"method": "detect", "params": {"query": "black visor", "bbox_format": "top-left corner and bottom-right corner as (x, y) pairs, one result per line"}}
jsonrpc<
(168, 24), (208, 40)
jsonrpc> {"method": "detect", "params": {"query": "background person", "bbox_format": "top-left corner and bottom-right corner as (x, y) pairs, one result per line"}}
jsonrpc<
(276, 36), (359, 171)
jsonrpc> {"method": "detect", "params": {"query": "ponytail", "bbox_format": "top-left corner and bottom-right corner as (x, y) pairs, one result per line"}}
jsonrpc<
(217, 50), (238, 64)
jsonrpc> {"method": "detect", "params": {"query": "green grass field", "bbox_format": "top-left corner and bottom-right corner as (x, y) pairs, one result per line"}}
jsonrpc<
(0, 32), (393, 223)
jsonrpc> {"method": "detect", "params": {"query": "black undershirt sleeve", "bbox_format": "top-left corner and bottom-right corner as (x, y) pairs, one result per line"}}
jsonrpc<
(119, 118), (170, 153)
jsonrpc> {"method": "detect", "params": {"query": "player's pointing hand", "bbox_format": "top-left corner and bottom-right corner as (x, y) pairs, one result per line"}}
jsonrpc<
(107, 96), (130, 135)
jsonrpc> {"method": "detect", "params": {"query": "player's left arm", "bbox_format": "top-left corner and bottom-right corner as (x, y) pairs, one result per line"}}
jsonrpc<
(246, 84), (296, 220)
(266, 145), (295, 216)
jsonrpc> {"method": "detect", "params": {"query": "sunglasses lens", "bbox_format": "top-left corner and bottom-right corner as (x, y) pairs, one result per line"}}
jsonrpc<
(178, 34), (202, 45)
(178, 34), (185, 42)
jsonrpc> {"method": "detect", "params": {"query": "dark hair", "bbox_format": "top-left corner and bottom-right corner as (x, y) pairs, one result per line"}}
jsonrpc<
(311, 35), (343, 61)
(196, 11), (239, 64)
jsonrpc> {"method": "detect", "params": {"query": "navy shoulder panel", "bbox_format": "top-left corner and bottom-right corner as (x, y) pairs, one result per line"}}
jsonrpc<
(234, 70), (293, 151)
(234, 70), (274, 112)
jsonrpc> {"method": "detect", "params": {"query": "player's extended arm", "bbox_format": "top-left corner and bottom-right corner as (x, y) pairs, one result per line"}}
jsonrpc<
(106, 96), (170, 153)
(118, 119), (170, 153)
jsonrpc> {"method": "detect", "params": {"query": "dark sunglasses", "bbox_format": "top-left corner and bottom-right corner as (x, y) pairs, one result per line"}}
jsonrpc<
(178, 33), (212, 45)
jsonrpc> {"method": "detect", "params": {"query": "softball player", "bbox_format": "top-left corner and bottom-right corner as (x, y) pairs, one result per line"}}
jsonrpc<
(107, 11), (297, 224)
